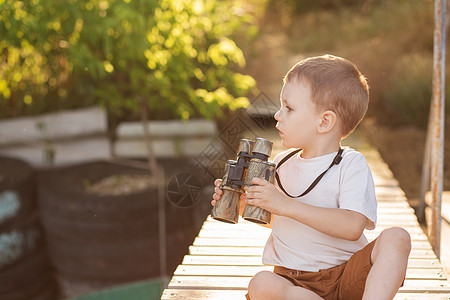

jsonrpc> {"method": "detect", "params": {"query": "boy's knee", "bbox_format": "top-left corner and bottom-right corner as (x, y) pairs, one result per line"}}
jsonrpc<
(248, 271), (279, 299)
(249, 271), (272, 291)
(378, 227), (411, 253)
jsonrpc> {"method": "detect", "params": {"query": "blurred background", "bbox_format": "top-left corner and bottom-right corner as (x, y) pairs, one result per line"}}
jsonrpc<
(0, 0), (449, 299)
(1, 0), (449, 198)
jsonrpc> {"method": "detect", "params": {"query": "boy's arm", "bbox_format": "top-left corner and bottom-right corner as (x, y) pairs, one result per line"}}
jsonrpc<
(282, 200), (366, 240)
(246, 178), (366, 240)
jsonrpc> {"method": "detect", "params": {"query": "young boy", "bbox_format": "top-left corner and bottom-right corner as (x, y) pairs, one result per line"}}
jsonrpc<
(211, 55), (411, 300)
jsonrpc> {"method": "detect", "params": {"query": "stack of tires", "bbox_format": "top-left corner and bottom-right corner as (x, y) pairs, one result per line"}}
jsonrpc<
(0, 156), (56, 300)
(38, 160), (205, 298)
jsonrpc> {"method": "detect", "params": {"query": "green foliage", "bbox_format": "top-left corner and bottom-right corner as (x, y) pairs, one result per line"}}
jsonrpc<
(285, 0), (433, 55)
(267, 0), (381, 15)
(384, 53), (450, 129)
(384, 54), (433, 128)
(0, 0), (256, 121)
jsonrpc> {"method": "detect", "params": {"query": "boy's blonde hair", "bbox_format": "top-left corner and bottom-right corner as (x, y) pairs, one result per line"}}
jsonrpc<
(284, 54), (369, 138)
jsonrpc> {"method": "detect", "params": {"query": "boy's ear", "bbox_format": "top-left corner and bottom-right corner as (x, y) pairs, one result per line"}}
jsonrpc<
(317, 110), (337, 134)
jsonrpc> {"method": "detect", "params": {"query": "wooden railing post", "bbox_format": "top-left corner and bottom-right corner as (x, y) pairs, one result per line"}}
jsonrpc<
(426, 0), (447, 259)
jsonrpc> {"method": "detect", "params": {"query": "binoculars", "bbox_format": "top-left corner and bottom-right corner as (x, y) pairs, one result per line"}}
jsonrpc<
(211, 138), (275, 225)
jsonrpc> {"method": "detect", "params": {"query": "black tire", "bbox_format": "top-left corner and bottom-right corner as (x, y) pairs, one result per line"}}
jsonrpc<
(29, 284), (58, 300)
(38, 159), (211, 283)
(38, 161), (159, 241)
(0, 156), (35, 232)
(46, 233), (159, 280)
(0, 157), (56, 300)
(0, 247), (54, 300)
(0, 213), (44, 272)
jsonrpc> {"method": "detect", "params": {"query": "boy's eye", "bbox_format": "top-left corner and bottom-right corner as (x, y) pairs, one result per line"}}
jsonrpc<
(286, 106), (293, 112)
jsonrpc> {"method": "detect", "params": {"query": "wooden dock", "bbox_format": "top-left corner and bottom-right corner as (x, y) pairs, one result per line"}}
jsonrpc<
(162, 135), (450, 299)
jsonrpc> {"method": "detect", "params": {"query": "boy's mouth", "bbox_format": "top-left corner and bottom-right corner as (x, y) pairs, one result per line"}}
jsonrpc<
(276, 128), (284, 136)
(275, 125), (281, 131)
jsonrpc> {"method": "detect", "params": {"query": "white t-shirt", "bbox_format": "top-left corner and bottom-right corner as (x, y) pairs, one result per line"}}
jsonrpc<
(262, 147), (377, 272)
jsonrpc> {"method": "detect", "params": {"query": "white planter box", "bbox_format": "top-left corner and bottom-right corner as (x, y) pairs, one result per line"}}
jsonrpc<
(114, 119), (218, 158)
(0, 107), (110, 167)
(0, 107), (107, 146)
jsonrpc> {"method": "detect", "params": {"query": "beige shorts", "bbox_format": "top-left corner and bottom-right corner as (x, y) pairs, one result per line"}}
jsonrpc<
(246, 239), (385, 300)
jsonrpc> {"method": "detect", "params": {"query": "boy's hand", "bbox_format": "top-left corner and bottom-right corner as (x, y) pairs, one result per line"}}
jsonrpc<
(211, 179), (246, 215)
(211, 179), (223, 207)
(245, 177), (291, 216)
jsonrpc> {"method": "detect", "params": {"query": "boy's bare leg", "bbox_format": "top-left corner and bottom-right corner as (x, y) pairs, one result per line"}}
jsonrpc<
(363, 227), (411, 300)
(248, 270), (324, 300)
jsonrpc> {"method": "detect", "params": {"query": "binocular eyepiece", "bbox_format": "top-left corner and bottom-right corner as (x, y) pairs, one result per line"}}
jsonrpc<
(211, 138), (275, 224)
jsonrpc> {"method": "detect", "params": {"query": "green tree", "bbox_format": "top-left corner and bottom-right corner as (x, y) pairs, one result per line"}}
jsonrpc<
(0, 0), (256, 121)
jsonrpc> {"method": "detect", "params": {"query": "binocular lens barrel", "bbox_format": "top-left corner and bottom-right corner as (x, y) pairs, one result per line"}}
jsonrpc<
(221, 160), (236, 187)
(244, 160), (275, 189)
(238, 139), (254, 154)
(211, 187), (241, 224)
(242, 161), (275, 224)
(252, 138), (273, 157)
(211, 138), (274, 225)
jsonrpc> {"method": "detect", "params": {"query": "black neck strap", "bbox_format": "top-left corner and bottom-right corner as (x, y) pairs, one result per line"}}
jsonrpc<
(275, 148), (344, 198)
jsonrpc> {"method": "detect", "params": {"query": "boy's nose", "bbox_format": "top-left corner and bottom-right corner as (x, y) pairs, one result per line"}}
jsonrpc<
(274, 109), (281, 121)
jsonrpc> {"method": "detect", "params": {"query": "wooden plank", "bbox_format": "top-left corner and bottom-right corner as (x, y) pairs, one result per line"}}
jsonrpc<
(375, 186), (406, 196)
(193, 237), (267, 247)
(366, 233), (429, 242)
(377, 207), (416, 214)
(377, 214), (418, 221)
(198, 230), (270, 239)
(174, 265), (271, 277)
(377, 201), (413, 208)
(169, 275), (250, 289)
(368, 167), (394, 177)
(192, 236), (432, 250)
(197, 230), (429, 244)
(367, 226), (427, 234)
(188, 246), (438, 259)
(401, 280), (450, 292)
(366, 230), (428, 240)
(182, 255), (265, 266)
(198, 224), (427, 234)
(168, 275), (450, 292)
(198, 227), (428, 240)
(377, 195), (409, 202)
(373, 175), (401, 186)
(202, 219), (424, 230)
(174, 264), (447, 280)
(189, 245), (263, 256)
(374, 182), (400, 188)
(181, 255), (443, 269)
(161, 289), (450, 300)
(394, 294), (450, 300)
(205, 215), (422, 224)
(161, 289), (247, 299)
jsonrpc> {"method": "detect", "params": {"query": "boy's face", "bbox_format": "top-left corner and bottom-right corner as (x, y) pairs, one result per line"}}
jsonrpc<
(274, 80), (321, 149)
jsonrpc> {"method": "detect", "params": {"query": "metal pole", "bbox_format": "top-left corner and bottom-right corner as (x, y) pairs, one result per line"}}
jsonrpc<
(139, 98), (168, 284)
(429, 0), (446, 259)
(418, 103), (433, 224)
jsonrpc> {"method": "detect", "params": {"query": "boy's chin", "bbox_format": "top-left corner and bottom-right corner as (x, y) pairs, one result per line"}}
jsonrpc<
(281, 139), (292, 148)
(281, 139), (300, 149)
